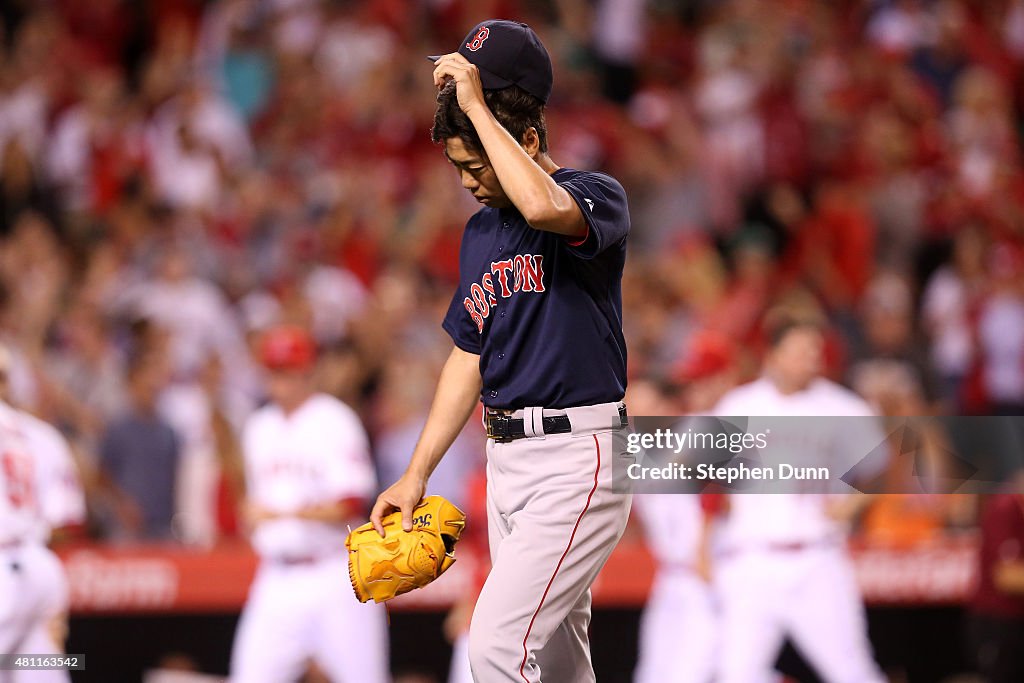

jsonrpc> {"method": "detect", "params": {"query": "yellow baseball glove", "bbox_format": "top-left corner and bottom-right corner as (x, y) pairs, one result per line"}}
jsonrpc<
(346, 495), (466, 603)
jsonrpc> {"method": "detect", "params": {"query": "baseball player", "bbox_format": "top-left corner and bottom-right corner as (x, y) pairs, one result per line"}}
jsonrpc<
(633, 331), (740, 683)
(16, 408), (86, 662)
(230, 325), (387, 683)
(371, 19), (632, 683)
(711, 317), (886, 683)
(0, 343), (86, 549)
(0, 410), (73, 682)
(0, 341), (84, 682)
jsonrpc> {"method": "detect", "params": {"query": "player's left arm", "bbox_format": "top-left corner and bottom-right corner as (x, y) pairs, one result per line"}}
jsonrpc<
(828, 394), (885, 520)
(244, 496), (366, 525)
(312, 405), (377, 524)
(38, 424), (88, 542)
(290, 497), (366, 524)
(433, 53), (586, 237)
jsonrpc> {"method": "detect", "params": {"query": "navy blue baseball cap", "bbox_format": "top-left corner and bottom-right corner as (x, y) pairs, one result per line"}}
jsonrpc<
(428, 20), (553, 104)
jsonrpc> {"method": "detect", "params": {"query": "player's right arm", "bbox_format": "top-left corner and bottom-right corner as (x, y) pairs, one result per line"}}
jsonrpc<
(370, 344), (482, 535)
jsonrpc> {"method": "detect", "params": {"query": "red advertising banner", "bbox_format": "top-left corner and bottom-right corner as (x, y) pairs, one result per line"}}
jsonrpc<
(57, 535), (978, 615)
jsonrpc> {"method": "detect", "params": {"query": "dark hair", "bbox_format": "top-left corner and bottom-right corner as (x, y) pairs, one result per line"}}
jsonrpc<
(431, 81), (548, 154)
(766, 315), (824, 349)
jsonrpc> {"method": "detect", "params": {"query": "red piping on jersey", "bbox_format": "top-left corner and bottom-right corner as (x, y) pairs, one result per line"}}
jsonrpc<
(519, 434), (601, 682)
(565, 224), (589, 247)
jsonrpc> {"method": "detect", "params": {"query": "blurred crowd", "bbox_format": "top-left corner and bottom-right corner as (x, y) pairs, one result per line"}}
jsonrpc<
(0, 0), (1021, 544)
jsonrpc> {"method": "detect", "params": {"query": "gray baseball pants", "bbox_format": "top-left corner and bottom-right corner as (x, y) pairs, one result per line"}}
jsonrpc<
(468, 401), (633, 683)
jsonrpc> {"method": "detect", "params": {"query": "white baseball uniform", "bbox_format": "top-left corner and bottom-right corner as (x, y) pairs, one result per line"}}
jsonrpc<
(19, 411), (86, 543)
(0, 404), (74, 683)
(633, 493), (717, 683)
(230, 393), (387, 683)
(449, 632), (473, 683)
(712, 377), (886, 683)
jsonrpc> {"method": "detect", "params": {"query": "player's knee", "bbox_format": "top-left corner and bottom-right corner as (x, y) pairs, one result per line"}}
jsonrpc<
(467, 626), (500, 670)
(468, 617), (519, 675)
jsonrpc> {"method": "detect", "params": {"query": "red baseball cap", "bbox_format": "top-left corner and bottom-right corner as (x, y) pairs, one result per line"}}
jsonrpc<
(672, 330), (737, 382)
(259, 325), (316, 371)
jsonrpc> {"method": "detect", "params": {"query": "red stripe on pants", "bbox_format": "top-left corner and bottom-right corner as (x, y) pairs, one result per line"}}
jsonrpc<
(519, 434), (601, 682)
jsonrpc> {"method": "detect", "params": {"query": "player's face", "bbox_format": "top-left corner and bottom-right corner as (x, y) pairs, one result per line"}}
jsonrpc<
(768, 327), (824, 390)
(266, 368), (313, 409)
(444, 137), (511, 208)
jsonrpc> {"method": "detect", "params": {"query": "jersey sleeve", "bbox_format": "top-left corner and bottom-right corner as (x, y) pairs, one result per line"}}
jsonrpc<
(322, 404), (377, 502)
(442, 285), (482, 355)
(443, 213), (484, 353)
(36, 426), (86, 529)
(557, 171), (630, 260)
(240, 416), (262, 497)
(838, 396), (889, 485)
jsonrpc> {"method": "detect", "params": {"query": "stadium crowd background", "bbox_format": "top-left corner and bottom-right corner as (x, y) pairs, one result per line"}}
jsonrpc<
(0, 0), (1023, 672)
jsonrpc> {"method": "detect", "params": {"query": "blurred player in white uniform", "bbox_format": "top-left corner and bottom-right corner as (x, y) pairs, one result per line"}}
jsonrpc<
(634, 492), (717, 683)
(0, 344), (87, 547)
(712, 318), (885, 683)
(633, 331), (739, 683)
(230, 326), (387, 683)
(18, 407), (86, 662)
(21, 414), (86, 548)
(0, 344), (85, 683)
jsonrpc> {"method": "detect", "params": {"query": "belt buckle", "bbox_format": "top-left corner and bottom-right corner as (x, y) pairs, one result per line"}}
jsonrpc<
(486, 411), (513, 442)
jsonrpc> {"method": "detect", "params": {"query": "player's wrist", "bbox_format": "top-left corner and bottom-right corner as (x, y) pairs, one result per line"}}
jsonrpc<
(465, 102), (495, 130)
(403, 466), (430, 486)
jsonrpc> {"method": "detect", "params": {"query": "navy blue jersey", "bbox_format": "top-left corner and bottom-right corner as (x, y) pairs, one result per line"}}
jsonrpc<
(442, 168), (629, 409)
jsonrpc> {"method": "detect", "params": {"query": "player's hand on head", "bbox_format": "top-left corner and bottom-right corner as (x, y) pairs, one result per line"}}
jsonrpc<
(370, 472), (427, 536)
(432, 53), (486, 116)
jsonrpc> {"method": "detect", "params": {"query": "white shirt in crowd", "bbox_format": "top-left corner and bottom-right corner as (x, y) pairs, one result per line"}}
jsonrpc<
(921, 265), (974, 377)
(978, 292), (1024, 404)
